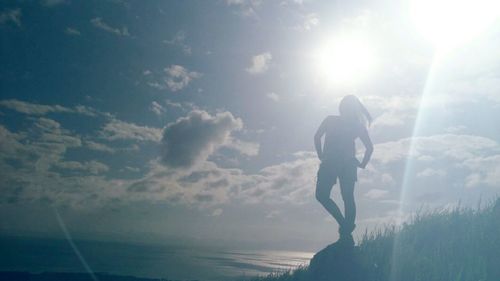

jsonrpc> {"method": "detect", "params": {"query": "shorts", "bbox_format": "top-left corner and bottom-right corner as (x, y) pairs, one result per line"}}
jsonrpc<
(316, 158), (358, 188)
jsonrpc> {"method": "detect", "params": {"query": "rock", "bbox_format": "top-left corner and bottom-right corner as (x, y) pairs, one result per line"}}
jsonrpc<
(308, 239), (364, 281)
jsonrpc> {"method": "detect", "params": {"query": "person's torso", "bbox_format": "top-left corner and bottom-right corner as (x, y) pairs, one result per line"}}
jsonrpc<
(322, 115), (361, 163)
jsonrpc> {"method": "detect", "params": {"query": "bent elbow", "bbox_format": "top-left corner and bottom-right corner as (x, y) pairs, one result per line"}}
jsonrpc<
(314, 135), (321, 143)
(367, 145), (374, 154)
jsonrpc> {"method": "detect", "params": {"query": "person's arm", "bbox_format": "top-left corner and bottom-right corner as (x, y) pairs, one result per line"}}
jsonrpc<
(358, 126), (373, 169)
(314, 117), (328, 160)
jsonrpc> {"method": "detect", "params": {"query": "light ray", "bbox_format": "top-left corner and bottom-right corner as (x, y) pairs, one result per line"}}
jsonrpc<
(54, 208), (100, 281)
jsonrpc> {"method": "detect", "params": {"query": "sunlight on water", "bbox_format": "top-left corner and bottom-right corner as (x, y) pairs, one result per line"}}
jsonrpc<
(197, 250), (313, 278)
(0, 236), (313, 281)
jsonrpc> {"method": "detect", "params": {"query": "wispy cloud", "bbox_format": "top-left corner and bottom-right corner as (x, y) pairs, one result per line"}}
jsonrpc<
(298, 13), (319, 30)
(100, 118), (162, 142)
(148, 65), (202, 92)
(54, 160), (109, 175)
(246, 52), (272, 74)
(222, 137), (260, 156)
(65, 27), (81, 36)
(364, 189), (389, 199)
(163, 30), (192, 55)
(0, 8), (21, 27)
(84, 140), (116, 154)
(150, 101), (166, 116)
(225, 0), (262, 17)
(165, 65), (202, 91)
(90, 17), (129, 36)
(0, 99), (98, 116)
(267, 92), (280, 102)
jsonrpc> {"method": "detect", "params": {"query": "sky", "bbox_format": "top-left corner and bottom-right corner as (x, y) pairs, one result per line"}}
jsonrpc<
(1, 0), (500, 252)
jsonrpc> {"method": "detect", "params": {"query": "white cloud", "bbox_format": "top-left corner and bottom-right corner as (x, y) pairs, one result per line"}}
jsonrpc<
(381, 173), (395, 185)
(0, 99), (72, 115)
(417, 168), (446, 178)
(84, 140), (115, 154)
(149, 65), (202, 92)
(100, 119), (162, 142)
(445, 125), (467, 134)
(222, 137), (260, 156)
(372, 134), (498, 164)
(226, 0), (246, 4)
(211, 208), (223, 216)
(163, 30), (192, 55)
(1, 117), (81, 178)
(364, 133), (500, 209)
(150, 101), (165, 116)
(246, 52), (272, 74)
(165, 100), (183, 109)
(124, 166), (140, 172)
(147, 81), (165, 90)
(267, 92), (280, 102)
(65, 27), (81, 36)
(126, 151), (318, 207)
(364, 189), (389, 199)
(0, 8), (21, 27)
(299, 13), (319, 30)
(0, 120), (127, 208)
(461, 155), (500, 188)
(90, 17), (130, 37)
(0, 99), (97, 116)
(54, 160), (109, 175)
(164, 65), (202, 92)
(225, 0), (262, 17)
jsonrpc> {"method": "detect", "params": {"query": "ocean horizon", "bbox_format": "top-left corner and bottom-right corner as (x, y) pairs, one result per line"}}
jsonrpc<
(0, 236), (313, 281)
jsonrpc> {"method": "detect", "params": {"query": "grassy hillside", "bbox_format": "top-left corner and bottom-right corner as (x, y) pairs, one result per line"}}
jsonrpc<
(251, 199), (500, 281)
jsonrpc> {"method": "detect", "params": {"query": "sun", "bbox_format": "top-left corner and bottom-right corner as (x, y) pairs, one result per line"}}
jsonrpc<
(411, 0), (500, 49)
(312, 35), (376, 87)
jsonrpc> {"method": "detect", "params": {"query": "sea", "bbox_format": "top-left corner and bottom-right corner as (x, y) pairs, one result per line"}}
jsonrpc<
(0, 236), (314, 281)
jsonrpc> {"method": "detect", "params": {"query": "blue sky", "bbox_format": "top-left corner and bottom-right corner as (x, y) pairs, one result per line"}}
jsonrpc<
(1, 0), (500, 251)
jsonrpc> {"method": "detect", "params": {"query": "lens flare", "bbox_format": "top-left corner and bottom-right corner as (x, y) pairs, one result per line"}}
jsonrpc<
(411, 0), (500, 49)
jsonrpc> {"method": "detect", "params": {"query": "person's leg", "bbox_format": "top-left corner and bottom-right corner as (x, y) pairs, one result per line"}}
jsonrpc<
(339, 178), (356, 233)
(315, 179), (344, 226)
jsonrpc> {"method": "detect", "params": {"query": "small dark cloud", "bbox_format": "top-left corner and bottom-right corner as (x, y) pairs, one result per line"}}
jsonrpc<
(194, 193), (214, 202)
(161, 110), (242, 168)
(128, 180), (165, 193)
(179, 170), (213, 184)
(208, 178), (229, 189)
(0, 9), (21, 27)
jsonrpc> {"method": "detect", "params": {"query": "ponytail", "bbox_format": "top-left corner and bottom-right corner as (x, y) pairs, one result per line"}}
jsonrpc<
(357, 98), (372, 127)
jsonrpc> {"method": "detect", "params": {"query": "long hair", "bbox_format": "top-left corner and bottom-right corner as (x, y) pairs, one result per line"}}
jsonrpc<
(338, 95), (372, 127)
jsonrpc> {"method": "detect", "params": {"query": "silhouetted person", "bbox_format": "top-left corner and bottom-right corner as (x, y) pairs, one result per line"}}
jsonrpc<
(314, 95), (373, 243)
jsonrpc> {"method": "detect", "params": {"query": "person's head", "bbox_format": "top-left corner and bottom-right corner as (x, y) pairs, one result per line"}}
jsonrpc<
(339, 95), (372, 127)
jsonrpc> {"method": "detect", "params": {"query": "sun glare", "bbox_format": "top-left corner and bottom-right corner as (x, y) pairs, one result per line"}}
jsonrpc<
(411, 0), (500, 49)
(313, 36), (376, 86)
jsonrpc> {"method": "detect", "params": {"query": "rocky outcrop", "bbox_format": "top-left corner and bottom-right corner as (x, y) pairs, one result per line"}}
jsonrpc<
(308, 239), (364, 281)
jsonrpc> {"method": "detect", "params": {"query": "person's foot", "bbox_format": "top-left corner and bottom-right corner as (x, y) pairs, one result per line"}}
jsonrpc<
(338, 222), (356, 246)
(338, 233), (355, 246)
